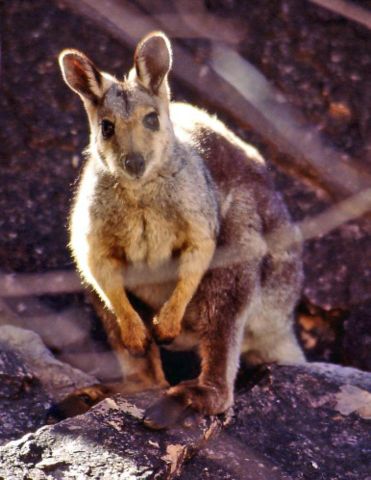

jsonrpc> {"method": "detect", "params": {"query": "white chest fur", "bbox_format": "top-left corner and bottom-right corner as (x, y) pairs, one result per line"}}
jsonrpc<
(121, 206), (181, 267)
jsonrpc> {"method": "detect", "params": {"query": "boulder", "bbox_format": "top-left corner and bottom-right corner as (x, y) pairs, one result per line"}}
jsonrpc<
(186, 363), (371, 479)
(342, 300), (371, 372)
(0, 325), (97, 445)
(0, 357), (370, 479)
(0, 325), (96, 400)
(0, 393), (228, 480)
(0, 348), (49, 446)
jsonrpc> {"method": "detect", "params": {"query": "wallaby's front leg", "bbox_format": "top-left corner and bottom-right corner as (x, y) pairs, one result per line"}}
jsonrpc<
(153, 237), (215, 343)
(87, 252), (151, 356)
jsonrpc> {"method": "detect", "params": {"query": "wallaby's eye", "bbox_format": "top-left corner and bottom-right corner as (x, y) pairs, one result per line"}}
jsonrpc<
(143, 111), (159, 131)
(79, 394), (94, 406)
(101, 119), (115, 139)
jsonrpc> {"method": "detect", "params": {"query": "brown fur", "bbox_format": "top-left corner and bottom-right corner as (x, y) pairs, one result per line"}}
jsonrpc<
(58, 32), (304, 428)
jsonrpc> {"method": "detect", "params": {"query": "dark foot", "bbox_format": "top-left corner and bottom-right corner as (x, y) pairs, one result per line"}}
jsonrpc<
(143, 395), (192, 430)
(143, 379), (230, 430)
(46, 384), (110, 423)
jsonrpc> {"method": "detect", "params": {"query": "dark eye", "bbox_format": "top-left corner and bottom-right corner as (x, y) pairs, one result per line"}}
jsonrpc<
(101, 119), (115, 139)
(143, 111), (159, 131)
(79, 394), (94, 406)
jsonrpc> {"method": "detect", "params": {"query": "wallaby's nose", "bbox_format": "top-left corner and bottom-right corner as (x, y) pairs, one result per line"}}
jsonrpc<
(123, 153), (145, 178)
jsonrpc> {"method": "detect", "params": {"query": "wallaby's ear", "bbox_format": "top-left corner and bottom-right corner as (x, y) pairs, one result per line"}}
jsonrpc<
(134, 32), (172, 95)
(59, 49), (104, 104)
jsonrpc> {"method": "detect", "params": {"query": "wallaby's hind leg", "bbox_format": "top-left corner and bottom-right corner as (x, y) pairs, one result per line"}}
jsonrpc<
(144, 263), (250, 430)
(242, 247), (305, 366)
(242, 321), (305, 367)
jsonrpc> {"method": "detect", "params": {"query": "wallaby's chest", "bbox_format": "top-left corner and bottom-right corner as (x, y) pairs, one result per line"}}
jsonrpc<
(122, 207), (183, 265)
(93, 191), (186, 267)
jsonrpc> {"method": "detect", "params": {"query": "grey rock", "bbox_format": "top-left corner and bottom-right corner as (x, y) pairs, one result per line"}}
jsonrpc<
(0, 348), (50, 446)
(0, 296), (119, 381)
(0, 394), (228, 480)
(0, 325), (97, 400)
(303, 218), (371, 311)
(0, 296), (91, 353)
(184, 363), (371, 479)
(0, 325), (97, 446)
(342, 300), (371, 372)
(1, 362), (370, 479)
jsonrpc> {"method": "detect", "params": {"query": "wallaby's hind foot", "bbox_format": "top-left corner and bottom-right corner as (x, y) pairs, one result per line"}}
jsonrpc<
(144, 378), (231, 430)
(47, 384), (110, 422)
(143, 394), (193, 430)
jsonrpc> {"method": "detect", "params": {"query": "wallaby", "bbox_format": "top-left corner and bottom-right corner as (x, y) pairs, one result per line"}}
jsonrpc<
(58, 31), (305, 429)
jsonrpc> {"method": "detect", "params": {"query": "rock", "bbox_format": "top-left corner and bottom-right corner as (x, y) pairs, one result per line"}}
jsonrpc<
(303, 218), (371, 311)
(0, 348), (50, 446)
(0, 325), (97, 400)
(0, 393), (229, 480)
(1, 362), (370, 479)
(342, 300), (371, 372)
(0, 296), (121, 382)
(0, 296), (91, 353)
(182, 363), (371, 479)
(0, 348), (34, 398)
(334, 385), (371, 419)
(0, 325), (97, 446)
(296, 293), (371, 370)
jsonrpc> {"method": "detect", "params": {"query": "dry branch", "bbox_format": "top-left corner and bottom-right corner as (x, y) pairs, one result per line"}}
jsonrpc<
(309, 0), (371, 30)
(60, 0), (371, 200)
(0, 270), (83, 297)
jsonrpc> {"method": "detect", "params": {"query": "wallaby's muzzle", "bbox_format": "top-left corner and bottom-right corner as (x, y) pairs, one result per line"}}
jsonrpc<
(122, 152), (145, 178)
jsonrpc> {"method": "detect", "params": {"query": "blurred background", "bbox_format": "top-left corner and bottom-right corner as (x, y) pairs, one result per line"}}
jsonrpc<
(0, 0), (370, 379)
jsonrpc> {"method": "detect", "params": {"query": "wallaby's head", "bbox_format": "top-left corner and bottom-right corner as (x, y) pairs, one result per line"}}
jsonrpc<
(59, 32), (173, 182)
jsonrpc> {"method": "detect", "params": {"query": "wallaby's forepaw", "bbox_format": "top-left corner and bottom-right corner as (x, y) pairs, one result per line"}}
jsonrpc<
(152, 302), (183, 344)
(46, 384), (110, 423)
(143, 379), (230, 429)
(120, 317), (151, 356)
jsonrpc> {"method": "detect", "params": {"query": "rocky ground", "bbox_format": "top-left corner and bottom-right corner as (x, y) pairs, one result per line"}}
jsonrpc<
(0, 0), (370, 478)
(1, 327), (370, 479)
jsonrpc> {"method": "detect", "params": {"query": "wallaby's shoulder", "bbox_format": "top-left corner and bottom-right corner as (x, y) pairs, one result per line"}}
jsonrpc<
(170, 102), (288, 228)
(170, 102), (268, 186)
